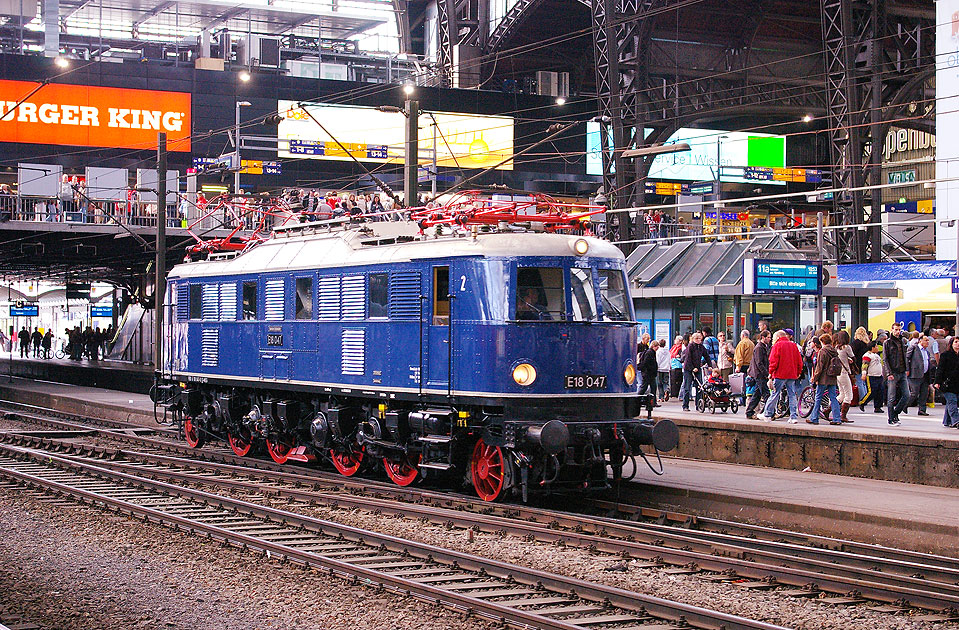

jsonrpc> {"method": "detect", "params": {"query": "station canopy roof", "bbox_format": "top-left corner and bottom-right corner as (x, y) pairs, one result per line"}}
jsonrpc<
(627, 233), (898, 299)
(57, 0), (388, 43)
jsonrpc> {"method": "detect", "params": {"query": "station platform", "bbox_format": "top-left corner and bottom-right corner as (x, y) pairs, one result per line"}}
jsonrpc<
(0, 355), (153, 395)
(0, 377), (955, 554)
(653, 396), (958, 489)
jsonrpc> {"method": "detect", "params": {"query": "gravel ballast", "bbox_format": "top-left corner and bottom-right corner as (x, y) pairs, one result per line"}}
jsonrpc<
(0, 488), (495, 630)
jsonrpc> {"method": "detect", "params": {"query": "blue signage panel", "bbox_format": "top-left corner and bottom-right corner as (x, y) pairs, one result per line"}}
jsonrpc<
(752, 260), (822, 295)
(10, 305), (39, 317)
(91, 305), (113, 317)
(952, 277), (959, 294)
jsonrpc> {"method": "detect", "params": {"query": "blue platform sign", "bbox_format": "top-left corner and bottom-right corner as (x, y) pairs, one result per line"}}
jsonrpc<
(952, 277), (959, 294)
(10, 305), (39, 317)
(745, 259), (822, 296)
(91, 305), (113, 317)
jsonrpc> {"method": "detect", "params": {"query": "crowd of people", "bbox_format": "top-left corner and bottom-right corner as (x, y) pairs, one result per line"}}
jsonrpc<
(637, 320), (959, 429)
(7, 324), (115, 361)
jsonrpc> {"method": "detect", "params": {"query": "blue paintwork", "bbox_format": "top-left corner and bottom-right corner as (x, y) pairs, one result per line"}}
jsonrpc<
(167, 253), (638, 399)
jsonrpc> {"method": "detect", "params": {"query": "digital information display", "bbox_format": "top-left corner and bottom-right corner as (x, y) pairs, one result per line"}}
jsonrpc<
(10, 305), (39, 317)
(277, 101), (515, 170)
(586, 124), (787, 185)
(743, 259), (822, 295)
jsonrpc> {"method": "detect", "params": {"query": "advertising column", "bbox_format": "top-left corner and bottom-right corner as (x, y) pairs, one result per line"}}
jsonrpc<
(936, 2), (959, 262)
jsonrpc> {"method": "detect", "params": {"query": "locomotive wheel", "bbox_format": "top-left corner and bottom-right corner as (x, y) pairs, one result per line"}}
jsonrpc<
(383, 454), (420, 486)
(470, 439), (506, 502)
(330, 443), (365, 476)
(228, 428), (254, 457)
(184, 418), (204, 448)
(266, 436), (294, 465)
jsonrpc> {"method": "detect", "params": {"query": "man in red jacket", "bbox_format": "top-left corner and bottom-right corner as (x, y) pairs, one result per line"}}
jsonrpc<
(763, 330), (804, 422)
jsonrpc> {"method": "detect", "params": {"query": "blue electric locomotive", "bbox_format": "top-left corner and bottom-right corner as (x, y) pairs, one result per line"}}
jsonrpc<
(157, 219), (677, 501)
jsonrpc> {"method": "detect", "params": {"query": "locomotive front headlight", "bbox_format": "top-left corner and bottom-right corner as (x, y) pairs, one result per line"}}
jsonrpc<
(623, 362), (636, 385)
(572, 238), (589, 256)
(512, 363), (537, 386)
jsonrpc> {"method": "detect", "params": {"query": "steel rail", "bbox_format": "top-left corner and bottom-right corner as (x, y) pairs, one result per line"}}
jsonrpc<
(0, 443), (788, 630)
(6, 403), (959, 612)
(14, 438), (959, 613)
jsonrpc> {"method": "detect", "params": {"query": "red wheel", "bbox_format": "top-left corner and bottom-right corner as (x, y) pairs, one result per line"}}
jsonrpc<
(266, 436), (294, 464)
(383, 454), (420, 486)
(183, 417), (204, 448)
(330, 444), (364, 476)
(228, 428), (253, 457)
(471, 439), (506, 501)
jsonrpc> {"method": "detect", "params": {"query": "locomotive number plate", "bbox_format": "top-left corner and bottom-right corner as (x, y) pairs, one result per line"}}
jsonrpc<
(565, 374), (607, 389)
(267, 333), (283, 346)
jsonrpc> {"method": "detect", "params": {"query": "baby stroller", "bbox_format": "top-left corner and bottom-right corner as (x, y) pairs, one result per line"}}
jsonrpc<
(694, 372), (739, 414)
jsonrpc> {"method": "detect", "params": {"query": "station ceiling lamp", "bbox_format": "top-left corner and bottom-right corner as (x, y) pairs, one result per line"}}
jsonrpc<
(54, 56), (69, 68)
(238, 70), (251, 82)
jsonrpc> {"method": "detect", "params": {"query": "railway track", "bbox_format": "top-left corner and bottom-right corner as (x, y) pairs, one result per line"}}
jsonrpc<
(2, 400), (959, 620)
(0, 441), (784, 630)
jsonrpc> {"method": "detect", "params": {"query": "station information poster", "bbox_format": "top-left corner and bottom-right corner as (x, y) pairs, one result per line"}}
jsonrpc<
(654, 319), (671, 342)
(277, 101), (514, 170)
(0, 80), (191, 151)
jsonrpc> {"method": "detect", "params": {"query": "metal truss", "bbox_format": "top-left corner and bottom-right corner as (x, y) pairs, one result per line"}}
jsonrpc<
(435, 0), (488, 87)
(821, 0), (934, 263)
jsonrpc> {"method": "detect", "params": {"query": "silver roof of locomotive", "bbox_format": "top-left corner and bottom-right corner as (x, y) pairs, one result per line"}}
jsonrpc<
(168, 221), (624, 279)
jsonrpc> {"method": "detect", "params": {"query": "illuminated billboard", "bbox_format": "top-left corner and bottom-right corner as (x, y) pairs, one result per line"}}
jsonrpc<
(586, 123), (785, 185)
(0, 80), (191, 151)
(277, 101), (514, 170)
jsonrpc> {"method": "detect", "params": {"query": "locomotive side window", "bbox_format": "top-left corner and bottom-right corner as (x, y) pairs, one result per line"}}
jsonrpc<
(189, 284), (202, 320)
(242, 281), (257, 320)
(295, 277), (313, 320)
(598, 269), (630, 321)
(368, 273), (388, 318)
(433, 266), (450, 326)
(569, 268), (596, 321)
(516, 267), (564, 321)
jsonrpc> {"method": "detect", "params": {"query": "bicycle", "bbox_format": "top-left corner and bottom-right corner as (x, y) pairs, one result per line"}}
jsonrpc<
(54, 339), (67, 360)
(799, 383), (859, 419)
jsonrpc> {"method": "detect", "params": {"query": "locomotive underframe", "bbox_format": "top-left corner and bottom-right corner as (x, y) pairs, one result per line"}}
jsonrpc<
(156, 374), (675, 501)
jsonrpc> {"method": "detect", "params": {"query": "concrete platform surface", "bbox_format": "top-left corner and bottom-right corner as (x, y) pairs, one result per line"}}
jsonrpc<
(652, 395), (959, 441)
(1, 377), (957, 553)
(0, 355), (153, 395)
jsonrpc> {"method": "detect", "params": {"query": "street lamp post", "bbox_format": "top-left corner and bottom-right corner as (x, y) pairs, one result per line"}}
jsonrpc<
(403, 98), (419, 206)
(234, 101), (251, 194)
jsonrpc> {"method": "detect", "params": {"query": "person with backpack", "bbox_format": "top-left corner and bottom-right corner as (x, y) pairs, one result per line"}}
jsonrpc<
(41, 330), (52, 359)
(744, 330), (771, 419)
(17, 326), (29, 358)
(809, 333), (843, 425)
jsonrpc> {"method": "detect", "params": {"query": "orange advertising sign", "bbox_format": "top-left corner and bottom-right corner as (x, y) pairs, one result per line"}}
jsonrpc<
(0, 80), (191, 151)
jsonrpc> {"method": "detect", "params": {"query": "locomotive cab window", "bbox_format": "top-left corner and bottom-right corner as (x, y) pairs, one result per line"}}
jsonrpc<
(242, 281), (257, 320)
(598, 269), (630, 321)
(570, 268), (596, 321)
(189, 284), (202, 320)
(433, 266), (449, 326)
(295, 277), (313, 320)
(516, 267), (565, 321)
(368, 273), (388, 318)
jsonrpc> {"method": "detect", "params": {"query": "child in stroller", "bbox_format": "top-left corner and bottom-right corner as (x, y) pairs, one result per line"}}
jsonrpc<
(697, 368), (739, 413)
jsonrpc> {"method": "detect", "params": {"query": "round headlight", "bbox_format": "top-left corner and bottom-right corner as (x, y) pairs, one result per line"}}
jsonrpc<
(623, 362), (636, 385)
(512, 363), (537, 386)
(573, 238), (589, 255)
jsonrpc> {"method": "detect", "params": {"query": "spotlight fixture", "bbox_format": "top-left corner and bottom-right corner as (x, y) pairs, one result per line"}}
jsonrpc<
(555, 97), (566, 106)
(238, 70), (251, 82)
